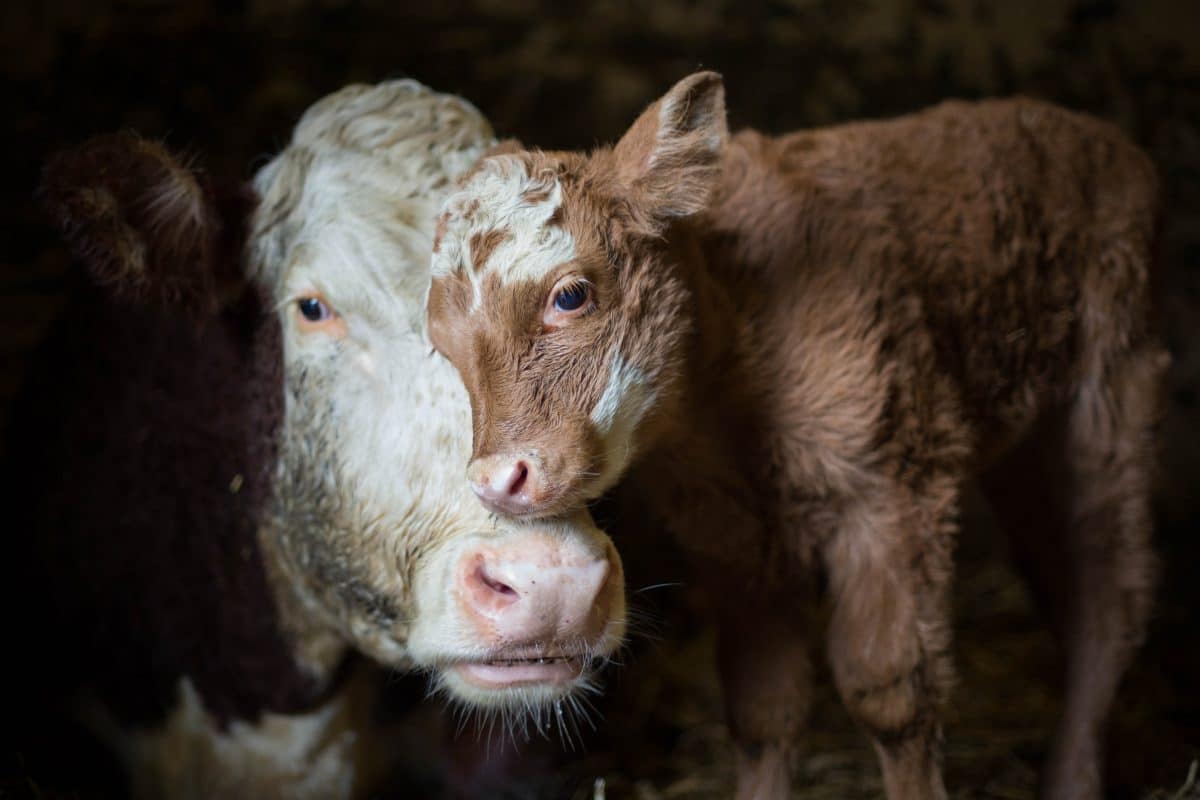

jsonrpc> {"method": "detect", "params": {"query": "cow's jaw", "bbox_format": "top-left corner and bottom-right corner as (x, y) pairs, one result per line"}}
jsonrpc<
(407, 522), (626, 718)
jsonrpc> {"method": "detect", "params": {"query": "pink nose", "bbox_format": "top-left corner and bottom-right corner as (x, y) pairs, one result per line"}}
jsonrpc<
(458, 538), (614, 645)
(468, 454), (542, 515)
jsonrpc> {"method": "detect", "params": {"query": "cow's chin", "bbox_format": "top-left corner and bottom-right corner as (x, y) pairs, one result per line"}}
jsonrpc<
(422, 624), (626, 724)
(434, 653), (596, 709)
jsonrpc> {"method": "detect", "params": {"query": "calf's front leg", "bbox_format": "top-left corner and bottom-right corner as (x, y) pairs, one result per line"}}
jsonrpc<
(717, 595), (812, 800)
(823, 497), (957, 800)
(715, 592), (811, 796)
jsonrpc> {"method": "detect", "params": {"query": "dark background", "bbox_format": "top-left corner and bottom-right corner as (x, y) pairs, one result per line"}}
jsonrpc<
(2, 1), (1198, 797)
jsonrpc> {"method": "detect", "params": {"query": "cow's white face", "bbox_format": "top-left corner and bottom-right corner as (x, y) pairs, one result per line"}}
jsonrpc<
(248, 81), (625, 719)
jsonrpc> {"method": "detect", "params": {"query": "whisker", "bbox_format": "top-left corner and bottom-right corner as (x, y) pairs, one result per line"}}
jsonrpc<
(622, 610), (665, 643)
(485, 708), (498, 759)
(633, 581), (684, 594)
(576, 691), (603, 725)
(564, 698), (584, 746)
(568, 693), (598, 733)
(554, 699), (570, 750)
(504, 706), (518, 752)
(453, 701), (471, 739)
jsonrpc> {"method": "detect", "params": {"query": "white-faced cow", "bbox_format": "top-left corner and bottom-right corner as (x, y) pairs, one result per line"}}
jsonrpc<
(7, 80), (624, 798)
(426, 72), (1164, 800)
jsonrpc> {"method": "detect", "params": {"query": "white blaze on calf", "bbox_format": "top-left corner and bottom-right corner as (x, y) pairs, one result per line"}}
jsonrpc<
(590, 353), (657, 488)
(431, 156), (576, 294)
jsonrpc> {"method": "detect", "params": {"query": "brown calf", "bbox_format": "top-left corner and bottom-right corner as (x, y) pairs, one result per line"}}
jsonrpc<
(426, 72), (1165, 799)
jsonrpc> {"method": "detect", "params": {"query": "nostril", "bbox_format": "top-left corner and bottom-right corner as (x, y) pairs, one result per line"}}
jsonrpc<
(506, 461), (529, 496)
(477, 565), (518, 599)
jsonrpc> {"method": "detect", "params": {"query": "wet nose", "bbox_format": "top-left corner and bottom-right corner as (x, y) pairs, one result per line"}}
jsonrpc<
(467, 453), (543, 515)
(458, 537), (615, 644)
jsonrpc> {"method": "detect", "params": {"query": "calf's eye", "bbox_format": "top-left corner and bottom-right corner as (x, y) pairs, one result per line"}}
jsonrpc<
(298, 297), (332, 322)
(542, 277), (595, 330)
(554, 283), (590, 312)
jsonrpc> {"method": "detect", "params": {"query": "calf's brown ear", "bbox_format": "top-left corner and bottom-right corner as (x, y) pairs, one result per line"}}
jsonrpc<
(612, 71), (727, 224)
(39, 131), (257, 313)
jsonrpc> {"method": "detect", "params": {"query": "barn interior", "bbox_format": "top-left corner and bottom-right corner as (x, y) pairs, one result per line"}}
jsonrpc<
(2, 1), (1198, 797)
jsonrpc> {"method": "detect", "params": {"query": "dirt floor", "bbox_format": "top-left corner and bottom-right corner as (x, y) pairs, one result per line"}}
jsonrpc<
(2, 1), (1199, 797)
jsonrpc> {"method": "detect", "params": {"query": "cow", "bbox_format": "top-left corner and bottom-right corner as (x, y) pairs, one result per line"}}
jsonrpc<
(424, 72), (1166, 800)
(5, 79), (625, 798)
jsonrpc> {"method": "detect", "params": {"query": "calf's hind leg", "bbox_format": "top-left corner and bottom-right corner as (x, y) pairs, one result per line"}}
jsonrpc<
(1050, 351), (1163, 800)
(823, 492), (957, 800)
(983, 347), (1163, 800)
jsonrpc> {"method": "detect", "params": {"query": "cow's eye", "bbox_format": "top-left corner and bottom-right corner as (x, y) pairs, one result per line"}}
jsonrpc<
(293, 294), (347, 337)
(553, 283), (590, 312)
(298, 297), (332, 322)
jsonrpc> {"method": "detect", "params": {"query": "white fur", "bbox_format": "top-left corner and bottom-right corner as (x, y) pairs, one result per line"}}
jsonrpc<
(431, 156), (577, 297)
(248, 80), (623, 705)
(87, 679), (368, 800)
(590, 352), (657, 487)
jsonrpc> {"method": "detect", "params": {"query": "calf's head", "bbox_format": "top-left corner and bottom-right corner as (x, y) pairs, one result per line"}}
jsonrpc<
(41, 80), (625, 719)
(427, 72), (728, 518)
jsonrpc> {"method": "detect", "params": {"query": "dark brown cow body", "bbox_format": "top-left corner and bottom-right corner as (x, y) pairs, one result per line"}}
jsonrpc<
(1, 136), (383, 796)
(4, 276), (320, 771)
(428, 74), (1165, 799)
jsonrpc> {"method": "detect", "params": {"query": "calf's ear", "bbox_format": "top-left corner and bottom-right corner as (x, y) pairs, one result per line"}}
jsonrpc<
(39, 132), (257, 312)
(612, 71), (727, 223)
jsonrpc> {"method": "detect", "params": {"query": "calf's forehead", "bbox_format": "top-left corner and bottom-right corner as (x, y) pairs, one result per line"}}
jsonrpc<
(432, 155), (579, 291)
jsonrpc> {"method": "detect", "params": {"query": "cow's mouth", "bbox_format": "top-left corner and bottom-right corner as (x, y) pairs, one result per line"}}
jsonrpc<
(453, 654), (585, 689)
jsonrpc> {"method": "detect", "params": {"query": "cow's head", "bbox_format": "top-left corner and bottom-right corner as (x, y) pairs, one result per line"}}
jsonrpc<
(427, 72), (728, 518)
(41, 81), (626, 725)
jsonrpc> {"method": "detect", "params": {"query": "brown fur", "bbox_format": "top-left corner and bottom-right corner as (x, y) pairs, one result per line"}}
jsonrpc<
(39, 131), (255, 313)
(469, 228), (511, 273)
(428, 73), (1165, 799)
(429, 228), (634, 516)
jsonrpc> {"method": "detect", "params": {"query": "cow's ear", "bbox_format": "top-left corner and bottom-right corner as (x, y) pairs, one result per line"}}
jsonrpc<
(39, 132), (257, 312)
(611, 71), (727, 223)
